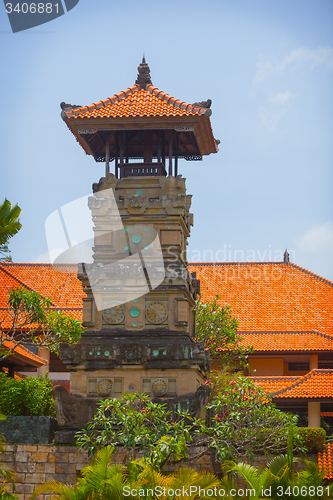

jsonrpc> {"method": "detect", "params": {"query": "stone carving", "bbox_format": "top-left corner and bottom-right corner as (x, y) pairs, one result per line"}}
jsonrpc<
(92, 173), (118, 193)
(192, 99), (212, 109)
(151, 378), (168, 397)
(53, 386), (98, 428)
(97, 378), (113, 396)
(145, 302), (168, 324)
(125, 195), (148, 214)
(102, 305), (125, 325)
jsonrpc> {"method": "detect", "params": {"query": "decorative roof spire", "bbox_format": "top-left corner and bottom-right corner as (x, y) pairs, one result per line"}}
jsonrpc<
(284, 249), (290, 263)
(135, 56), (152, 89)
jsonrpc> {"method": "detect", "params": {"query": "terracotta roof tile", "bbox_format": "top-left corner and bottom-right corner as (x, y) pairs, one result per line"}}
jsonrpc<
(0, 263), (85, 310)
(188, 263), (333, 336)
(270, 369), (333, 399)
(1, 334), (47, 366)
(238, 331), (333, 352)
(318, 443), (333, 479)
(251, 376), (300, 394)
(63, 85), (210, 120)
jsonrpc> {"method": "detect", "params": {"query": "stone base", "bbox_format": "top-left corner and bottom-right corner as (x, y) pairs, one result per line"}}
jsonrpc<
(53, 385), (210, 440)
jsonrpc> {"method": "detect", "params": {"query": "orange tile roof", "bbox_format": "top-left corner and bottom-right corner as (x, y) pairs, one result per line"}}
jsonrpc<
(1, 367), (26, 380)
(270, 369), (333, 399)
(62, 84), (211, 120)
(1, 334), (47, 367)
(188, 263), (333, 337)
(318, 443), (333, 479)
(251, 376), (300, 394)
(0, 263), (85, 310)
(238, 331), (333, 352)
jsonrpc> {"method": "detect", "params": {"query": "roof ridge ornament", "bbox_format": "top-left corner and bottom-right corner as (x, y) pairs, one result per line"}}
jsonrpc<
(135, 57), (152, 89)
(284, 249), (290, 263)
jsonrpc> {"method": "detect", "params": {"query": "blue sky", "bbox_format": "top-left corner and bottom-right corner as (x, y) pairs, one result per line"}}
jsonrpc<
(1, 0), (333, 279)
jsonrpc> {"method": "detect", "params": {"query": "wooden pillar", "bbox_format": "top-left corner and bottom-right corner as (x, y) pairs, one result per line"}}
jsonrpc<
(310, 355), (318, 370)
(115, 133), (119, 178)
(157, 131), (162, 164)
(308, 401), (321, 428)
(105, 139), (110, 177)
(162, 131), (166, 167)
(144, 131), (153, 163)
(175, 131), (178, 177)
(120, 132), (124, 165)
(168, 134), (173, 176)
(125, 131), (129, 164)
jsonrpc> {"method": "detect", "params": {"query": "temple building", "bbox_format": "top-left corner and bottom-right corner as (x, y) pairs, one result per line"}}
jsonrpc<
(0, 59), (332, 428)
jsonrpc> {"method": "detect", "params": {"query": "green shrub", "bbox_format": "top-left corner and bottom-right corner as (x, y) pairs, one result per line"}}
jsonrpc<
(0, 372), (56, 417)
(298, 427), (326, 453)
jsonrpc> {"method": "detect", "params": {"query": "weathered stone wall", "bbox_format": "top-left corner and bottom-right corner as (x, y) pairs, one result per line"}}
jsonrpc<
(1, 444), (318, 500)
(0, 417), (56, 444)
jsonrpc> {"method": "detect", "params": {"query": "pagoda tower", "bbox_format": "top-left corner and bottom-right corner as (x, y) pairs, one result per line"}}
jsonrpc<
(58, 59), (218, 404)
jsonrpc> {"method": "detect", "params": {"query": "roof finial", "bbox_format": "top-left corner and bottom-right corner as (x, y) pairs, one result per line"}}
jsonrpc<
(284, 249), (290, 263)
(135, 56), (152, 89)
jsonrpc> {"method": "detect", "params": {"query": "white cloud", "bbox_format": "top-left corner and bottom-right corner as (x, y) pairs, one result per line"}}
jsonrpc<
(293, 221), (333, 281)
(259, 106), (286, 131)
(259, 90), (296, 131)
(269, 90), (296, 106)
(254, 46), (333, 84)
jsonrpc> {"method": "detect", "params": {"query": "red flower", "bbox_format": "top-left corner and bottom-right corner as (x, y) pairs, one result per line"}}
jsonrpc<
(216, 413), (222, 422)
(229, 381), (236, 386)
(205, 380), (210, 385)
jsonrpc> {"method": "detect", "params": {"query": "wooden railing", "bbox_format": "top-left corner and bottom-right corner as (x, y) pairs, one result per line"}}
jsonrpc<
(119, 163), (167, 178)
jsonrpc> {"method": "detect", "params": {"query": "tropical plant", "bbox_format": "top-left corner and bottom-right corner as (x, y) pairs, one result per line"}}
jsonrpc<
(0, 287), (84, 361)
(31, 445), (221, 500)
(0, 372), (56, 417)
(75, 392), (194, 469)
(195, 294), (252, 365)
(223, 455), (332, 500)
(198, 376), (299, 461)
(0, 199), (21, 262)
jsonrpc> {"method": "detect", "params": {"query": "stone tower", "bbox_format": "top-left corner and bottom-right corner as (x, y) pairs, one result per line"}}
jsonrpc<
(58, 59), (218, 403)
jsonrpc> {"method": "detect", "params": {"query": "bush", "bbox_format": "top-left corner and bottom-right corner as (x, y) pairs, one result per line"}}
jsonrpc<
(298, 427), (326, 453)
(0, 372), (56, 417)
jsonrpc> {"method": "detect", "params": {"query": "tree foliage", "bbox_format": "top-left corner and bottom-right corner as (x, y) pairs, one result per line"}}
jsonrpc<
(0, 199), (21, 262)
(195, 295), (252, 364)
(76, 380), (298, 468)
(0, 372), (56, 417)
(201, 376), (299, 461)
(76, 392), (193, 469)
(0, 287), (84, 361)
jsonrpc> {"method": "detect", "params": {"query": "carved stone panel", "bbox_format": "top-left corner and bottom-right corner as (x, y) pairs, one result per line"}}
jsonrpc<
(145, 301), (168, 325)
(102, 304), (125, 325)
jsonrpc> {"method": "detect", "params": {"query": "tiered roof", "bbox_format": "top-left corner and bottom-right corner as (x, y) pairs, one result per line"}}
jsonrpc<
(63, 85), (212, 120)
(252, 369), (333, 400)
(318, 443), (333, 479)
(0, 263), (84, 324)
(61, 58), (218, 160)
(188, 262), (333, 336)
(238, 331), (333, 353)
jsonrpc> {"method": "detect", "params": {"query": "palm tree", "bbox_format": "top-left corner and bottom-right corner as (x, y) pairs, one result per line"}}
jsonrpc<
(0, 199), (21, 262)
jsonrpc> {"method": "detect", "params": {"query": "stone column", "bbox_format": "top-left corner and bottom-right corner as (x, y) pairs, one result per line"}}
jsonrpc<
(37, 349), (50, 376)
(308, 401), (321, 428)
